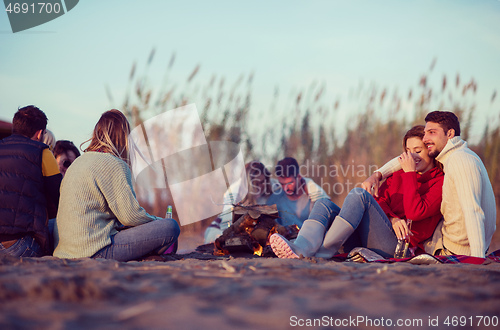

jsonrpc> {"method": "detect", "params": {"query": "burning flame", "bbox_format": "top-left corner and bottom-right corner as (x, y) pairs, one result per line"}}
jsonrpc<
(253, 244), (263, 256)
(244, 226), (253, 236)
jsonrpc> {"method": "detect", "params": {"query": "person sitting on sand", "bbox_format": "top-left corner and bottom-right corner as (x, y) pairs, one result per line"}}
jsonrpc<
(53, 110), (179, 261)
(362, 111), (496, 258)
(268, 157), (341, 258)
(204, 161), (274, 243)
(271, 126), (444, 259)
(0, 106), (62, 257)
(47, 140), (81, 250)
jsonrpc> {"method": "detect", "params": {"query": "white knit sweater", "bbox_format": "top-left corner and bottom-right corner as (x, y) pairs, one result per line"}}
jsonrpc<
(377, 137), (497, 257)
(53, 152), (160, 258)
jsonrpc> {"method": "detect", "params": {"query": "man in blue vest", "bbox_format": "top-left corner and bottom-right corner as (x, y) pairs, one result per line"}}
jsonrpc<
(0, 105), (62, 257)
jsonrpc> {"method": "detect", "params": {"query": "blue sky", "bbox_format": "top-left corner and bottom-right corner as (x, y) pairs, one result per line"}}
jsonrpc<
(1, 0), (499, 147)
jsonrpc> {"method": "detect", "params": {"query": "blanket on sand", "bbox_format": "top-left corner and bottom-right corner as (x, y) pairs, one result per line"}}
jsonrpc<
(340, 248), (500, 265)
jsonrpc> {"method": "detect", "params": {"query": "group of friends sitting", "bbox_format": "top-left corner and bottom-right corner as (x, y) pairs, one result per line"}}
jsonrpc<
(0, 106), (179, 261)
(206, 111), (496, 260)
(0, 106), (496, 262)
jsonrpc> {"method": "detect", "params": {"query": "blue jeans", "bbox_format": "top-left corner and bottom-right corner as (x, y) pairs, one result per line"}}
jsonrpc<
(0, 236), (43, 257)
(309, 198), (341, 228)
(91, 219), (180, 262)
(339, 188), (398, 258)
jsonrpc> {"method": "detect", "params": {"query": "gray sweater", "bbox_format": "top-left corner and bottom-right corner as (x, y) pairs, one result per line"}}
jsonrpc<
(53, 152), (159, 258)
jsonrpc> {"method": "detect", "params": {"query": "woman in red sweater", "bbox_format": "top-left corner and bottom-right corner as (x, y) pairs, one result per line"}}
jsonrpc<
(313, 125), (444, 258)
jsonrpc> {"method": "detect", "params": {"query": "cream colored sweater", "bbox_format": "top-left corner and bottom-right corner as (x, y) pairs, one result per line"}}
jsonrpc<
(377, 137), (497, 257)
(53, 152), (160, 258)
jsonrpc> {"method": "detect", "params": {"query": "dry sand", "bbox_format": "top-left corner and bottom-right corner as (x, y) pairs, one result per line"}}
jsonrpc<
(1, 249), (500, 330)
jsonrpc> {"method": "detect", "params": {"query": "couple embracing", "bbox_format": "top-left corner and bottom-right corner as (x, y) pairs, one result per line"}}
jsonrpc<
(271, 111), (496, 259)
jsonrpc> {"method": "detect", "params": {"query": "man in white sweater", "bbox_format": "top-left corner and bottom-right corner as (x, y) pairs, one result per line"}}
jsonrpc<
(363, 111), (496, 258)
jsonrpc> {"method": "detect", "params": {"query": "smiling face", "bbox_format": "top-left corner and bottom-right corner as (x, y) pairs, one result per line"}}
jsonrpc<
(406, 137), (434, 173)
(423, 121), (453, 158)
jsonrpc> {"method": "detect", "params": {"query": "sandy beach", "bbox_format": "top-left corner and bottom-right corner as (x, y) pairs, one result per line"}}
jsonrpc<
(1, 247), (500, 330)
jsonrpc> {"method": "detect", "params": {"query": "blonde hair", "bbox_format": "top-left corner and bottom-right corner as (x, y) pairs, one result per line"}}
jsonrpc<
(239, 161), (272, 205)
(84, 110), (131, 163)
(43, 129), (56, 151)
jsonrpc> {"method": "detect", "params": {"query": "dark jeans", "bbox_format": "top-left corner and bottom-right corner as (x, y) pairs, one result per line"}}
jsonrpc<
(0, 236), (43, 257)
(91, 219), (180, 262)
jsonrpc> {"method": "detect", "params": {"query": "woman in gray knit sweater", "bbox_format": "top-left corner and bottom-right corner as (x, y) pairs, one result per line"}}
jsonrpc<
(53, 110), (180, 261)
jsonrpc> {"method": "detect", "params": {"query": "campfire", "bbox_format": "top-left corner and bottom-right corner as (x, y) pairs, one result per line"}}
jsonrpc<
(214, 204), (299, 257)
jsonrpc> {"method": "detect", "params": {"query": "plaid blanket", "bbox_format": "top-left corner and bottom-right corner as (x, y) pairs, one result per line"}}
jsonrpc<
(337, 248), (500, 265)
(433, 250), (500, 264)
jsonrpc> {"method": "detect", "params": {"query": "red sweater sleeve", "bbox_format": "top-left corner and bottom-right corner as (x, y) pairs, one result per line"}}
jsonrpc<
(376, 176), (401, 219)
(401, 170), (444, 221)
